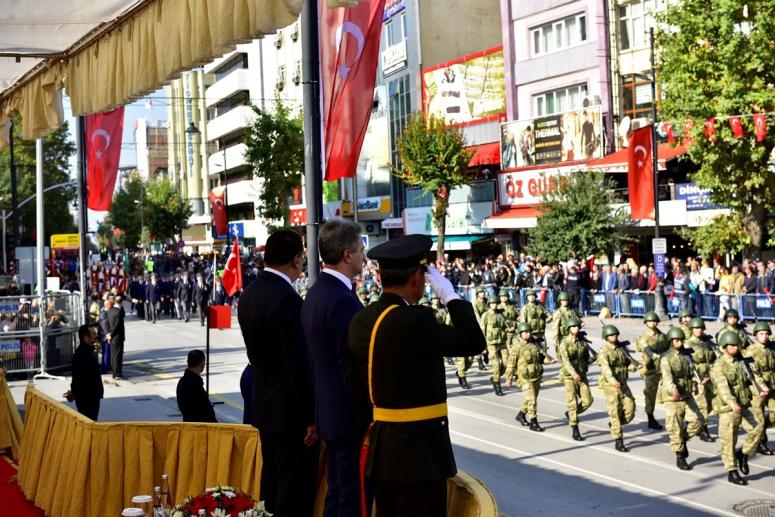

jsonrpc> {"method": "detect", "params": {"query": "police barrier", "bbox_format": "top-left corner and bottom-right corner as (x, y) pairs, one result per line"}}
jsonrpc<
(616, 290), (656, 318)
(739, 293), (775, 321)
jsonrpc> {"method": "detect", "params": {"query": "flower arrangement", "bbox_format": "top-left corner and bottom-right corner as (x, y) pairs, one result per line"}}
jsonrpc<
(170, 486), (259, 517)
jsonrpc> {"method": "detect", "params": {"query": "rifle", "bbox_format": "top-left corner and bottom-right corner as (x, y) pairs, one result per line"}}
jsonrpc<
(617, 340), (642, 369)
(739, 354), (766, 394)
(681, 348), (705, 388)
(577, 331), (598, 362)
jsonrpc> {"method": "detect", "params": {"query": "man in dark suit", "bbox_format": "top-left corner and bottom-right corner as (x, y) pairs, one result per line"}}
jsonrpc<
(177, 272), (192, 322)
(176, 349), (217, 422)
(193, 273), (209, 326)
(65, 325), (104, 420)
(301, 220), (365, 517)
(238, 231), (318, 517)
(346, 235), (486, 516)
(105, 298), (126, 379)
(145, 274), (160, 323)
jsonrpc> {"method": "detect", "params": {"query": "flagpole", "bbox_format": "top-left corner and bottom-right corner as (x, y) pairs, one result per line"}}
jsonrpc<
(76, 116), (89, 322)
(650, 27), (667, 321)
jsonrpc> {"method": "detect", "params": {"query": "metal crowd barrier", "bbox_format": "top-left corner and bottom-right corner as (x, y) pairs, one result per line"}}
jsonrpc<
(0, 291), (83, 376)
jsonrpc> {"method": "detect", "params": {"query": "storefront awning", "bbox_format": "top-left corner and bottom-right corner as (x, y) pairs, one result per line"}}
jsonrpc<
(483, 207), (540, 229)
(0, 0), (303, 146)
(431, 235), (489, 251)
(468, 142), (500, 167)
(587, 143), (689, 173)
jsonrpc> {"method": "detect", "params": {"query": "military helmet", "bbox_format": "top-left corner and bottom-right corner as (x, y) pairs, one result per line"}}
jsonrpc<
(564, 316), (582, 330)
(487, 296), (498, 305)
(666, 327), (686, 341)
(525, 289), (536, 297)
(419, 296), (430, 305)
(557, 292), (570, 302)
(753, 321), (771, 334)
(718, 330), (743, 348)
(602, 324), (620, 338)
(499, 289), (509, 297)
(475, 287), (486, 295)
(678, 308), (693, 319)
(724, 308), (740, 320)
(689, 317), (706, 330)
(643, 311), (660, 323)
(431, 294), (440, 301)
(517, 322), (532, 333)
(357, 286), (368, 295)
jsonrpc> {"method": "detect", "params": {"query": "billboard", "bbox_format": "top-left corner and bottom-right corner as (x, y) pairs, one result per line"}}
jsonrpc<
(496, 166), (574, 209)
(674, 183), (720, 211)
(422, 47), (506, 126)
(500, 107), (603, 169)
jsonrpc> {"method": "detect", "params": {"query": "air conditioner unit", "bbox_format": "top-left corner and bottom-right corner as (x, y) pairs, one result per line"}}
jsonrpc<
(582, 95), (602, 108)
(292, 63), (301, 85)
(274, 31), (283, 48)
(276, 67), (286, 90)
(290, 23), (299, 41)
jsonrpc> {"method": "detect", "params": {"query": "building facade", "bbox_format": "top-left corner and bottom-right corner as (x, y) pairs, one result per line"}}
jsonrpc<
(134, 118), (169, 182)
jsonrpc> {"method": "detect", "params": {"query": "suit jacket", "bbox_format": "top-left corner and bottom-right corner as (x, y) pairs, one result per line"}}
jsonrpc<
(301, 272), (363, 441)
(71, 342), (103, 402)
(105, 306), (124, 340)
(176, 369), (217, 422)
(146, 282), (161, 303)
(193, 282), (209, 306)
(238, 270), (314, 433)
(177, 279), (192, 302)
(346, 293), (486, 483)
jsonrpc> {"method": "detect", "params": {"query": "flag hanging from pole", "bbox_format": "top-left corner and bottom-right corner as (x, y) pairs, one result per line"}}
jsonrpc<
(222, 239), (243, 297)
(728, 116), (744, 138)
(627, 126), (655, 221)
(753, 113), (768, 142)
(209, 188), (228, 236)
(86, 107), (124, 211)
(319, 0), (388, 181)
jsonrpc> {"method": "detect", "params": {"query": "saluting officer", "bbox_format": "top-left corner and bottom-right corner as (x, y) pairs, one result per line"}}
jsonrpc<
(748, 321), (775, 455)
(558, 317), (594, 441)
(598, 324), (639, 452)
(346, 235), (486, 516)
(684, 317), (717, 442)
(635, 311), (669, 430)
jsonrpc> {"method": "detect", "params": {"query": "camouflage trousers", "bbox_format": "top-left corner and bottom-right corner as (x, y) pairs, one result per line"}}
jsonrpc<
(751, 391), (775, 429)
(604, 385), (635, 439)
(664, 398), (704, 453)
(643, 373), (660, 414)
(487, 344), (509, 382)
(456, 356), (473, 378)
(563, 379), (593, 426)
(719, 408), (763, 471)
(694, 380), (714, 419)
(519, 380), (541, 419)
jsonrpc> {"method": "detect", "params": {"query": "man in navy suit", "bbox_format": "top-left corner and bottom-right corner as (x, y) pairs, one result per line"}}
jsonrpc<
(301, 220), (366, 517)
(238, 231), (318, 517)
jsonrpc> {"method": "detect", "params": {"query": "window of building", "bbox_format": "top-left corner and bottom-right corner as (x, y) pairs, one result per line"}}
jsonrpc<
(621, 73), (653, 120)
(206, 90), (249, 120)
(531, 13), (587, 56)
(384, 11), (406, 47)
(533, 83), (588, 116)
(388, 74), (411, 215)
(619, 0), (660, 51)
(213, 53), (248, 81)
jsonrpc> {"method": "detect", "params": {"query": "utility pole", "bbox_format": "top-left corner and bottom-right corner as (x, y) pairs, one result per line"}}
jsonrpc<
(650, 28), (668, 321)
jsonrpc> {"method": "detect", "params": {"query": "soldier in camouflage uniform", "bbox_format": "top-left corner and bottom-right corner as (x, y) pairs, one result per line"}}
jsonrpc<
(473, 287), (488, 371)
(520, 289), (553, 363)
(551, 291), (580, 350)
(357, 286), (369, 306)
(505, 322), (544, 432)
(685, 318), (717, 442)
(660, 327), (705, 470)
(482, 296), (508, 396)
(368, 293), (380, 305)
(499, 289), (518, 340)
(749, 322), (775, 455)
(711, 330), (768, 486)
(431, 295), (455, 366)
(598, 324), (638, 452)
(635, 311), (669, 430)
(677, 309), (693, 339)
(714, 309), (752, 349)
(558, 316), (593, 441)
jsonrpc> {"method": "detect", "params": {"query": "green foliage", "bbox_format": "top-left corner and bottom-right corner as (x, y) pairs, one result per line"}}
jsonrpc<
(657, 0), (775, 253)
(395, 115), (473, 260)
(527, 171), (630, 263)
(95, 221), (115, 250)
(144, 178), (191, 245)
(323, 180), (340, 202)
(0, 120), (77, 244)
(105, 175), (143, 249)
(680, 213), (751, 257)
(243, 100), (304, 223)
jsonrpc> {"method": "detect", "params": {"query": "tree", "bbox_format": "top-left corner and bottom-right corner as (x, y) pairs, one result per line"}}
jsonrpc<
(527, 171), (630, 263)
(657, 0), (775, 255)
(105, 175), (143, 249)
(680, 213), (751, 258)
(0, 120), (77, 245)
(243, 100), (304, 223)
(144, 178), (191, 246)
(395, 115), (473, 261)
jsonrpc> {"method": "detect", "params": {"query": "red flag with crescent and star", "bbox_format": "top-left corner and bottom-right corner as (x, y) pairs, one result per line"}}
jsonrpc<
(753, 113), (767, 142)
(221, 239), (243, 297)
(319, 0), (387, 181)
(728, 116), (744, 138)
(86, 107), (124, 211)
(627, 126), (655, 221)
(209, 187), (228, 236)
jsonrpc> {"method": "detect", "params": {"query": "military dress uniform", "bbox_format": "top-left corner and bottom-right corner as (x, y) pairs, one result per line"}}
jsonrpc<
(506, 323), (545, 432)
(635, 312), (669, 429)
(558, 319), (593, 441)
(346, 235), (486, 516)
(598, 325), (638, 452)
(481, 299), (509, 395)
(685, 318), (717, 441)
(748, 322), (775, 455)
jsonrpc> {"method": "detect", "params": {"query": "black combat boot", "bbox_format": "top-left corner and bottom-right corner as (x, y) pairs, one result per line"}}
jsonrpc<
(447, 357), (455, 366)
(735, 448), (750, 475)
(698, 425), (714, 442)
(571, 425), (583, 441)
(490, 378), (503, 396)
(680, 441), (689, 459)
(614, 438), (629, 452)
(515, 411), (529, 426)
(647, 413), (663, 430)
(457, 373), (466, 389)
(757, 432), (774, 455)
(529, 418), (544, 432)
(676, 452), (691, 471)
(461, 376), (472, 390)
(727, 470), (748, 485)
(477, 356), (485, 371)
(495, 381), (504, 396)
(482, 354), (490, 365)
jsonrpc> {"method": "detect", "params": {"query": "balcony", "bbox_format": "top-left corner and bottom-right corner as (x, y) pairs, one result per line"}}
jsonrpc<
(208, 143), (248, 176)
(205, 69), (252, 108)
(206, 105), (253, 142)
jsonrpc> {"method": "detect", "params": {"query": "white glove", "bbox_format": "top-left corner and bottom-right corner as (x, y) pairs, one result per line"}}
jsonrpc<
(426, 266), (458, 304)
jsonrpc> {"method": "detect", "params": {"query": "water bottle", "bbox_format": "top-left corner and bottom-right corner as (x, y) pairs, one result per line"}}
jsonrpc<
(159, 475), (173, 516)
(152, 486), (162, 517)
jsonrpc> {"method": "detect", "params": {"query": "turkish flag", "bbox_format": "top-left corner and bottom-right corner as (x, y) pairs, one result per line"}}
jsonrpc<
(753, 113), (768, 142)
(222, 240), (243, 297)
(320, 0), (387, 181)
(627, 126), (655, 221)
(728, 116), (744, 138)
(209, 188), (228, 236)
(86, 107), (124, 211)
(704, 118), (716, 142)
(663, 122), (675, 144)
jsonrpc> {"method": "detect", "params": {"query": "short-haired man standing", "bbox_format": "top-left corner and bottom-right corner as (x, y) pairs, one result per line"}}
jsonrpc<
(65, 325), (103, 420)
(347, 234), (485, 516)
(301, 220), (365, 517)
(239, 231), (318, 517)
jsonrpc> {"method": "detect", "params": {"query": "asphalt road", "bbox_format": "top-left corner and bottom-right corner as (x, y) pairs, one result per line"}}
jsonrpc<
(10, 311), (775, 517)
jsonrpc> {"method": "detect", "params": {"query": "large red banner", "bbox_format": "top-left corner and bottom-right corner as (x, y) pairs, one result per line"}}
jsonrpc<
(222, 239), (243, 297)
(627, 126), (655, 221)
(86, 108), (124, 211)
(209, 188), (228, 236)
(319, 0), (387, 181)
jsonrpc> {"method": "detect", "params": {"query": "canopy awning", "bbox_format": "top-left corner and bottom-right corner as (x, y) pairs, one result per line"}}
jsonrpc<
(483, 207), (540, 229)
(587, 143), (689, 173)
(0, 0), (304, 146)
(468, 142), (500, 167)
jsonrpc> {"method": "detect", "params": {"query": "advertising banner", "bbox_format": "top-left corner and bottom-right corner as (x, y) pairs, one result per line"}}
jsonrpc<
(496, 167), (575, 208)
(675, 183), (720, 211)
(422, 47), (506, 126)
(500, 107), (603, 169)
(50, 234), (80, 250)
